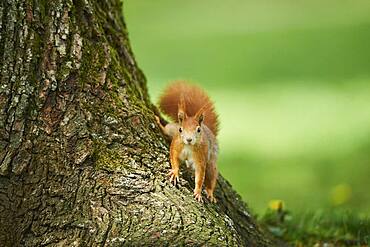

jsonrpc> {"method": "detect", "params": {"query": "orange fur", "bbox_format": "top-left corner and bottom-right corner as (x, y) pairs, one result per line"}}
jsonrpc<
(156, 81), (219, 203)
(158, 81), (219, 136)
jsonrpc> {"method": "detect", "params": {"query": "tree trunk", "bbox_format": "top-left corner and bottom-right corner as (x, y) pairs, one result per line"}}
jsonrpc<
(0, 0), (272, 246)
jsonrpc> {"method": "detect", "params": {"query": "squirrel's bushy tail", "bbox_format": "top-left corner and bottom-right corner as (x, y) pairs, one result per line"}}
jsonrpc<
(158, 81), (219, 136)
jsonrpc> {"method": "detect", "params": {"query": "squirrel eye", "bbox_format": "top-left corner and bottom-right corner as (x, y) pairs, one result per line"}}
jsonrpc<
(197, 127), (201, 133)
(179, 127), (183, 133)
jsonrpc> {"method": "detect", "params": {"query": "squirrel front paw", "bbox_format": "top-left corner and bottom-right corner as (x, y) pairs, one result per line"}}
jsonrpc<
(205, 189), (217, 203)
(194, 189), (203, 203)
(155, 115), (161, 125)
(168, 169), (180, 186)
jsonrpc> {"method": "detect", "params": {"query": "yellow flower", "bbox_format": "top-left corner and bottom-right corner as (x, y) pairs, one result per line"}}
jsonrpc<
(330, 183), (352, 206)
(268, 200), (285, 211)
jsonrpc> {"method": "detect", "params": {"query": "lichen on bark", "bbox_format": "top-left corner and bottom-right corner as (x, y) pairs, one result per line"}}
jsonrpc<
(0, 0), (272, 246)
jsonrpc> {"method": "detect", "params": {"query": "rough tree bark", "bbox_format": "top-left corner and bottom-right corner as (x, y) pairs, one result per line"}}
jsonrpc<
(0, 0), (272, 246)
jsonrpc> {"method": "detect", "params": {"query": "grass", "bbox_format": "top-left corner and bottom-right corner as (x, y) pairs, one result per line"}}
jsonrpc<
(124, 1), (370, 243)
(260, 207), (370, 246)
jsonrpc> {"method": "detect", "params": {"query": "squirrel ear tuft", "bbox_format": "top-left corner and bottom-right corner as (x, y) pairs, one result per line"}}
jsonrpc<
(178, 110), (185, 123)
(195, 102), (209, 125)
(198, 112), (204, 125)
(178, 95), (187, 123)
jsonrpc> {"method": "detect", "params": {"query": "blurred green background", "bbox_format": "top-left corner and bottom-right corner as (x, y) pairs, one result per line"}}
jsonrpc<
(124, 0), (370, 215)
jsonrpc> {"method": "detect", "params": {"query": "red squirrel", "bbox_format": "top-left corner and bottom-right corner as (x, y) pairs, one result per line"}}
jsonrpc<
(156, 81), (219, 203)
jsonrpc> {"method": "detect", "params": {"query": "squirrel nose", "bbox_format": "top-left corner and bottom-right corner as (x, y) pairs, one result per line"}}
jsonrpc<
(186, 138), (192, 143)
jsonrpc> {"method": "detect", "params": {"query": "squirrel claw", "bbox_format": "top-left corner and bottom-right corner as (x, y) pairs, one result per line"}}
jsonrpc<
(155, 115), (161, 125)
(168, 169), (179, 186)
(194, 191), (203, 203)
(207, 195), (217, 203)
(205, 190), (217, 203)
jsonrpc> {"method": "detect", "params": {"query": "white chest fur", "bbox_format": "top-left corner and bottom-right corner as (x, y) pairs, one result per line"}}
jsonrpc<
(179, 145), (192, 161)
(179, 145), (195, 169)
